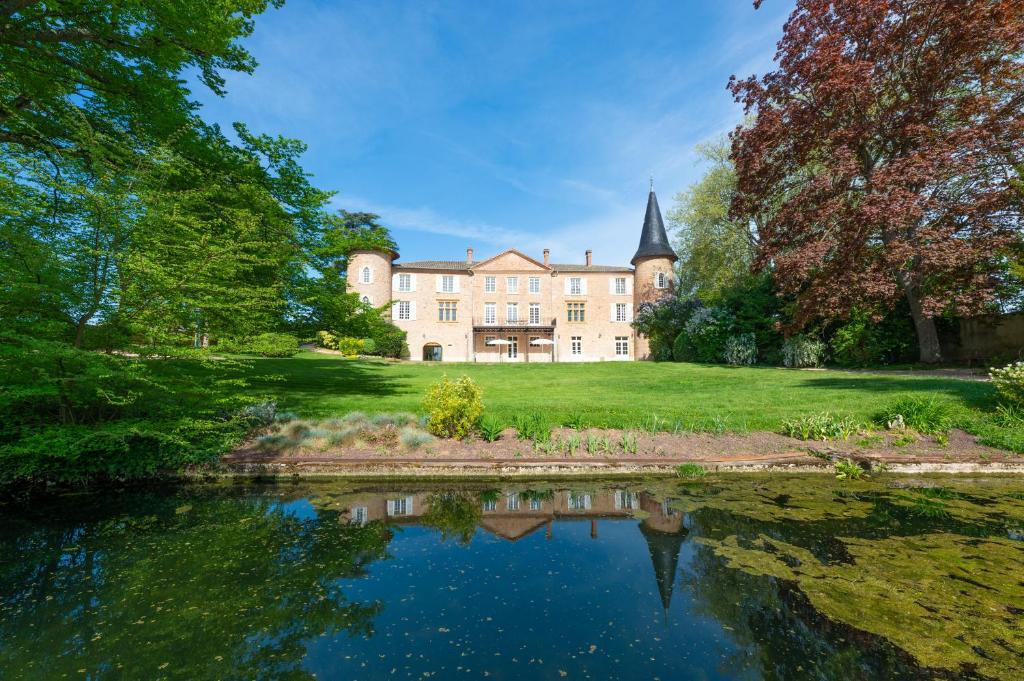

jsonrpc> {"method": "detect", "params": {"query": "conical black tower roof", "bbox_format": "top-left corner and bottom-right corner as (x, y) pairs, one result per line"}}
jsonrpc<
(631, 190), (678, 266)
(639, 522), (687, 613)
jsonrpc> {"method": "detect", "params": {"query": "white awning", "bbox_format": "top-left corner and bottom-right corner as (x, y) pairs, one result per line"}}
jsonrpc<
(486, 339), (511, 345)
(529, 338), (555, 346)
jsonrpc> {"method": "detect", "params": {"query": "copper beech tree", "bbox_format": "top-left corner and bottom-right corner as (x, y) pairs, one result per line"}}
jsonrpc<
(729, 0), (1024, 362)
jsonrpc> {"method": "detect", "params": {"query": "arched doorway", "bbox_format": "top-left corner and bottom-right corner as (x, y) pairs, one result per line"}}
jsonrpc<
(423, 343), (442, 361)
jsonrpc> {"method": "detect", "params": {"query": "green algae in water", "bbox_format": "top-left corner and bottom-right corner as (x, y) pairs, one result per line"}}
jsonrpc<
(1, 475), (1022, 680)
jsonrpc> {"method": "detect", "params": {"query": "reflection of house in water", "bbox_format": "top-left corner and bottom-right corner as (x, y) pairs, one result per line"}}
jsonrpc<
(340, 490), (688, 610)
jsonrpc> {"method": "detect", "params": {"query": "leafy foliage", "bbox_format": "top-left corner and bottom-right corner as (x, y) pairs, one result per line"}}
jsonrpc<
(830, 307), (915, 367)
(218, 333), (299, 358)
(781, 413), (860, 441)
(876, 396), (957, 437)
(632, 296), (704, 361)
(990, 361), (1024, 407)
(423, 376), (484, 440)
(782, 335), (827, 368)
(478, 415), (505, 442)
(731, 0), (1024, 362)
(678, 306), (735, 362)
(723, 333), (758, 366)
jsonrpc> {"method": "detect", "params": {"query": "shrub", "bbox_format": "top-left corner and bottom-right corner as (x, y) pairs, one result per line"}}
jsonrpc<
(236, 333), (299, 357)
(830, 308), (914, 367)
(478, 415), (504, 442)
(782, 335), (827, 368)
(875, 396), (957, 436)
(317, 330), (339, 350)
(360, 338), (377, 354)
(632, 296), (704, 361)
(990, 361), (1024, 406)
(677, 306), (734, 362)
(676, 463), (707, 478)
(723, 333), (757, 366)
(423, 375), (483, 439)
(336, 337), (364, 358)
(781, 412), (860, 441)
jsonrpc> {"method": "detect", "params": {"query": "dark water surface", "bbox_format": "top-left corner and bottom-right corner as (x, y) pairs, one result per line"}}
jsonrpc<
(2, 475), (1022, 680)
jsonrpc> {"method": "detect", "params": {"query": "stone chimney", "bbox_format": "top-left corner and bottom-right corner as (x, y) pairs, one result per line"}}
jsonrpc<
(466, 247), (474, 264)
(585, 249), (593, 266)
(543, 248), (550, 266)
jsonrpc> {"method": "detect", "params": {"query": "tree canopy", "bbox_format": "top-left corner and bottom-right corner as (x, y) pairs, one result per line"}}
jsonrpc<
(730, 0), (1024, 362)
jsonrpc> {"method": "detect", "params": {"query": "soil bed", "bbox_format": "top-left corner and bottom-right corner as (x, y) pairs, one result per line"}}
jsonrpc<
(222, 427), (1023, 477)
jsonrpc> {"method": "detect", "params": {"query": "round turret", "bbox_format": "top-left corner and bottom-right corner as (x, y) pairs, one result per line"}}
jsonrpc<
(631, 189), (678, 358)
(348, 249), (395, 307)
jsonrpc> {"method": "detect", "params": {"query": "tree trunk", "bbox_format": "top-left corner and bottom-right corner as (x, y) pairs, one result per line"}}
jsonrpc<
(899, 274), (942, 363)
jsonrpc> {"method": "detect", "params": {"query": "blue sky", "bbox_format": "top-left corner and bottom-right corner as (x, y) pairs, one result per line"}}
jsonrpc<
(195, 0), (792, 265)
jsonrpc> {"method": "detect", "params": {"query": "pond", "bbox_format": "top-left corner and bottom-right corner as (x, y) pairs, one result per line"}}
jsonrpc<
(2, 475), (1022, 680)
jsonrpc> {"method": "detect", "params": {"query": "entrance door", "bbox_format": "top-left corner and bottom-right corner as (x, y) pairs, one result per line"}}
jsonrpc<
(506, 336), (518, 360)
(423, 343), (442, 361)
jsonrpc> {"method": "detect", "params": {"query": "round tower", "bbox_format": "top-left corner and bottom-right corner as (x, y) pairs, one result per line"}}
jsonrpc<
(348, 249), (396, 307)
(631, 187), (678, 359)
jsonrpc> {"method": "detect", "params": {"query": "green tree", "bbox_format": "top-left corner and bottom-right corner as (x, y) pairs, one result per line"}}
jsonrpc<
(668, 137), (758, 302)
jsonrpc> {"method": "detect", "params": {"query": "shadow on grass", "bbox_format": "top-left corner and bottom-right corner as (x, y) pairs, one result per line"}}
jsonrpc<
(240, 357), (410, 414)
(795, 374), (997, 411)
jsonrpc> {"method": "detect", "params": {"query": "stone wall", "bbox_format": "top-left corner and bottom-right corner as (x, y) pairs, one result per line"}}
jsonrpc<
(940, 312), (1024, 364)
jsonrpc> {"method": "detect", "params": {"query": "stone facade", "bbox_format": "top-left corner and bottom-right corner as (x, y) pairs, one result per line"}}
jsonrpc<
(348, 191), (678, 362)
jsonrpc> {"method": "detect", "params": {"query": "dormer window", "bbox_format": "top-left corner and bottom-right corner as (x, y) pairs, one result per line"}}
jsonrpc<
(360, 267), (371, 284)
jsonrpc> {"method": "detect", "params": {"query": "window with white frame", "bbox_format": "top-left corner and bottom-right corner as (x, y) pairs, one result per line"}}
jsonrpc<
(484, 276), (496, 292)
(482, 499), (497, 511)
(441, 275), (455, 293)
(615, 336), (629, 357)
(351, 506), (368, 525)
(571, 336), (582, 355)
(484, 303), (496, 325)
(567, 302), (585, 322)
(529, 276), (540, 294)
(506, 276), (518, 294)
(568, 492), (591, 510)
(387, 497), (411, 516)
(398, 273), (411, 292)
(397, 301), (411, 320)
(530, 498), (542, 511)
(485, 335), (496, 347)
(655, 272), (668, 289)
(569, 277), (582, 295)
(506, 493), (519, 511)
(529, 303), (540, 324)
(614, 491), (638, 510)
(615, 303), (627, 322)
(506, 302), (518, 323)
(360, 266), (371, 283)
(615, 277), (627, 295)
(438, 301), (457, 322)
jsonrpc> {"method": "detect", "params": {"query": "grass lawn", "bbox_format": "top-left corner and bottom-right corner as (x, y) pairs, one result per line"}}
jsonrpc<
(228, 352), (1018, 446)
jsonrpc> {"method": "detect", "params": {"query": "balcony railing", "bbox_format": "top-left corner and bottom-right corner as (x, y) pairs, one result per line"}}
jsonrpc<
(473, 317), (556, 329)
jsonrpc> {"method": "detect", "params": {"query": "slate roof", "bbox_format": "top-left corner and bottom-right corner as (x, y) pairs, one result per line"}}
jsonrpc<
(393, 260), (472, 271)
(392, 260), (632, 273)
(631, 190), (678, 265)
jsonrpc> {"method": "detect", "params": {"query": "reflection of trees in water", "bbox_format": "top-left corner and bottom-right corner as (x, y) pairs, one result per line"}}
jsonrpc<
(0, 491), (392, 680)
(421, 491), (482, 545)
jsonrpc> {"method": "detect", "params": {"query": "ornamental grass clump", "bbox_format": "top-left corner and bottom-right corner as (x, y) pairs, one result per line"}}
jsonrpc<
(424, 375), (483, 439)
(399, 426), (434, 450)
(478, 415), (504, 442)
(876, 396), (957, 437)
(782, 335), (827, 368)
(781, 412), (860, 441)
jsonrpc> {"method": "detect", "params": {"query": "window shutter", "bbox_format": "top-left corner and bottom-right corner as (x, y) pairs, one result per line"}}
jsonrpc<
(391, 303), (399, 321)
(580, 278), (588, 295)
(610, 304), (616, 322)
(626, 278), (633, 295)
(392, 273), (399, 290)
(410, 301), (417, 320)
(453, 276), (460, 293)
(563, 277), (571, 295)
(626, 303), (633, 322)
(435, 275), (443, 293)
(405, 496), (414, 513)
(386, 499), (395, 515)
(410, 273), (417, 291)
(608, 278), (615, 294)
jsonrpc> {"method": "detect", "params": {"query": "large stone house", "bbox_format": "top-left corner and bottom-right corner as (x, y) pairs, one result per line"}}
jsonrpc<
(348, 190), (677, 362)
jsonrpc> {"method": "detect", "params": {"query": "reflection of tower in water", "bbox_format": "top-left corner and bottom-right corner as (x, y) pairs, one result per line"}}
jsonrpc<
(638, 494), (687, 618)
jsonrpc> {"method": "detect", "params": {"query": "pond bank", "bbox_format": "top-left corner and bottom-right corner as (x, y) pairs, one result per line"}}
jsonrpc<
(221, 426), (1024, 478)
